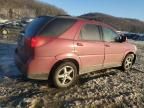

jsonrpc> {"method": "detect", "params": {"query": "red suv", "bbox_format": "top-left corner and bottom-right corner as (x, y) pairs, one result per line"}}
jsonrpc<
(15, 15), (137, 88)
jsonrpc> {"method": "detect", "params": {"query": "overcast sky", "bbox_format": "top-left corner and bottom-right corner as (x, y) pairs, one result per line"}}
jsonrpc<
(39, 0), (144, 20)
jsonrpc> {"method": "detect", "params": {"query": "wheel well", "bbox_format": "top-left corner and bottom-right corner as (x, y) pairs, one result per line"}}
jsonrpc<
(48, 58), (79, 80)
(124, 52), (136, 64)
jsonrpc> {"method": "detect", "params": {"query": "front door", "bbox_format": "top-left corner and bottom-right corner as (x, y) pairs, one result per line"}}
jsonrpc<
(101, 27), (125, 68)
(74, 23), (104, 74)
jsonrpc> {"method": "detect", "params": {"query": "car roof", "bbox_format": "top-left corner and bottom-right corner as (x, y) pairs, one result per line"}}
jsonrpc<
(38, 15), (117, 30)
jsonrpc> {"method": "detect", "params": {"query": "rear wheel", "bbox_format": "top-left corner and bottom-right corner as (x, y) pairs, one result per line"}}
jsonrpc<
(53, 62), (77, 88)
(122, 54), (134, 71)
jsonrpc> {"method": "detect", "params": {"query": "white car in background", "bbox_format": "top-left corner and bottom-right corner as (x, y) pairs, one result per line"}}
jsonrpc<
(0, 18), (9, 23)
(20, 17), (35, 27)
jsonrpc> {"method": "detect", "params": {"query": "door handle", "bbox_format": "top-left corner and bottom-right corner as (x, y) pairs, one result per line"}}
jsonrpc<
(105, 44), (110, 47)
(77, 43), (83, 46)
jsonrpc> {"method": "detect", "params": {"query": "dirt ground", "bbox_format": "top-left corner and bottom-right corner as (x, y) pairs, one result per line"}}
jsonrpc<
(0, 40), (144, 108)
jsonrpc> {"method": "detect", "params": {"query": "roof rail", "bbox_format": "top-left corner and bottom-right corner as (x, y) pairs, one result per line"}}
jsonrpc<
(38, 14), (70, 17)
(78, 16), (98, 20)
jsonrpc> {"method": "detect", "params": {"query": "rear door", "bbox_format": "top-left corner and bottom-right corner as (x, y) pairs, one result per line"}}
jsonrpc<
(101, 26), (125, 68)
(74, 23), (104, 74)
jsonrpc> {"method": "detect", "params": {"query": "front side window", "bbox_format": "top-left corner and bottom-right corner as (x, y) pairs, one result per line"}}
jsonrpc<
(80, 24), (101, 41)
(102, 27), (119, 42)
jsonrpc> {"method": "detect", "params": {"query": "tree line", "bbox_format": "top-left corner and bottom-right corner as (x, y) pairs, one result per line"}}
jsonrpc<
(0, 0), (67, 19)
(0, 0), (144, 33)
(81, 13), (144, 33)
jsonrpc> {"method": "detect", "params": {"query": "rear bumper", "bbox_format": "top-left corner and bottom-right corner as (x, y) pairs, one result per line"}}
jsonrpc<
(14, 53), (56, 80)
(14, 53), (27, 76)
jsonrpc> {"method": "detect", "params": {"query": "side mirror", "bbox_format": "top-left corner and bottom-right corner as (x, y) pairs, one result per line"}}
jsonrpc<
(115, 35), (127, 42)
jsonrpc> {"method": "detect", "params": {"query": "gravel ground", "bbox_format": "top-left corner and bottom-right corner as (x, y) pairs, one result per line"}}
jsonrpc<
(0, 40), (144, 108)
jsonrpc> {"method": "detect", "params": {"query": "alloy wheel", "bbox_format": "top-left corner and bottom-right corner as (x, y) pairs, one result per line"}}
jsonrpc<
(124, 54), (134, 70)
(57, 66), (74, 86)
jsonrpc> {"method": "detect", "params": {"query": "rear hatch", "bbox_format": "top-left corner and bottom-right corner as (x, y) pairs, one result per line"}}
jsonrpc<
(16, 16), (54, 63)
(16, 16), (77, 63)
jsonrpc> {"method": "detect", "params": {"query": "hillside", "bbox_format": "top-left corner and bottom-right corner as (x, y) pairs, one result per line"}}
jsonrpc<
(0, 0), (66, 19)
(0, 0), (144, 33)
(81, 13), (144, 33)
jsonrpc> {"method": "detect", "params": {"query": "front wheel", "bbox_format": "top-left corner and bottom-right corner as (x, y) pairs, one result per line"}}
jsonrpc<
(122, 54), (134, 71)
(53, 62), (77, 88)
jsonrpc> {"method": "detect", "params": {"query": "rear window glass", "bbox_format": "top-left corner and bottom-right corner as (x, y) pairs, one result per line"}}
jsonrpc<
(39, 18), (77, 36)
(24, 16), (53, 37)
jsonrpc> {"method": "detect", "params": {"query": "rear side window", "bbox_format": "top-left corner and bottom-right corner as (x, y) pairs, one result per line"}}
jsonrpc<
(80, 24), (101, 41)
(39, 18), (77, 36)
(25, 16), (53, 37)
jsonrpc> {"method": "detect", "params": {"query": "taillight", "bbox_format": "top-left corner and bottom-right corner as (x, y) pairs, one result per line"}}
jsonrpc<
(31, 37), (46, 47)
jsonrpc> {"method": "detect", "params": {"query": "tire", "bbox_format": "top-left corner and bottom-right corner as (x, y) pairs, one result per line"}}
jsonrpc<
(122, 54), (134, 71)
(53, 62), (77, 88)
(1, 28), (8, 35)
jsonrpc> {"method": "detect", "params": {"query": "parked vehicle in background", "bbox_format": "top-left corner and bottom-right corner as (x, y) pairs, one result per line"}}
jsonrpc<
(0, 24), (9, 35)
(5, 20), (21, 27)
(15, 15), (137, 88)
(122, 32), (144, 41)
(20, 17), (35, 27)
(0, 20), (23, 36)
(0, 18), (9, 23)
